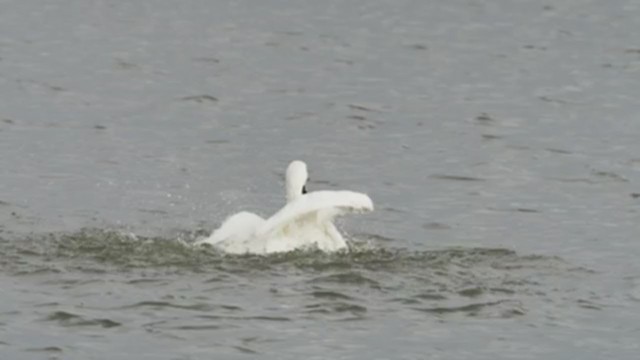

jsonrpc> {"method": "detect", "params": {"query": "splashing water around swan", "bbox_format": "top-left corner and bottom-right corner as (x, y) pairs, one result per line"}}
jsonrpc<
(197, 161), (374, 254)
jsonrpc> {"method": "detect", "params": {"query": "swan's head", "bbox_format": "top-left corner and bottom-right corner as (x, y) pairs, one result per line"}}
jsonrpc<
(286, 160), (308, 202)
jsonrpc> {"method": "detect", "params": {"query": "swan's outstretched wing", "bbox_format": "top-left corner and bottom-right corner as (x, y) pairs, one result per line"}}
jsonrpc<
(197, 211), (265, 246)
(257, 190), (373, 237)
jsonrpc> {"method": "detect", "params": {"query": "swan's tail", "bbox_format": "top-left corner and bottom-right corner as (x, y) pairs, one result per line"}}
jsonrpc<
(196, 211), (265, 245)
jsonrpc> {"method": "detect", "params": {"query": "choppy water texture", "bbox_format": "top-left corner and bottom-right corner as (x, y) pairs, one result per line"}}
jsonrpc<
(1, 0), (640, 359)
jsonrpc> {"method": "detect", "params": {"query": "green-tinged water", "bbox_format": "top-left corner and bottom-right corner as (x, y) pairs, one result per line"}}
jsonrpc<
(1, 229), (609, 359)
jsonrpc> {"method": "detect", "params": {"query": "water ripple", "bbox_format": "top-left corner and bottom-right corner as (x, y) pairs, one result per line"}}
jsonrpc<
(117, 301), (218, 312)
(413, 300), (526, 318)
(0, 229), (597, 332)
(310, 272), (381, 288)
(45, 311), (121, 328)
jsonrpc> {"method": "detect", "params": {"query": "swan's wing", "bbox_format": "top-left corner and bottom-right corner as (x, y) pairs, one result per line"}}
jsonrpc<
(197, 211), (265, 246)
(257, 190), (373, 237)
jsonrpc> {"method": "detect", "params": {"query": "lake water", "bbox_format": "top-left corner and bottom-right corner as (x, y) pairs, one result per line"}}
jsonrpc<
(1, 0), (639, 359)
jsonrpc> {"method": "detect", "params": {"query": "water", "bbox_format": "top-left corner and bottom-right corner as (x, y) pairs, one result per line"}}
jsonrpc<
(1, 0), (639, 358)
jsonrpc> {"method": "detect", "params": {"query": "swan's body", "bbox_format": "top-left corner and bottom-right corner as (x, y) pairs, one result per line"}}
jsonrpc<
(197, 161), (373, 254)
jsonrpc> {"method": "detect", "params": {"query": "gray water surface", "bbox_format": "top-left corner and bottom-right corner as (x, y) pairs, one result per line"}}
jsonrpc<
(1, 0), (640, 359)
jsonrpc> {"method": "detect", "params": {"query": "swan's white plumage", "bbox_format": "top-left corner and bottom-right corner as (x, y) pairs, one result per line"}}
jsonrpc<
(285, 160), (308, 203)
(197, 161), (373, 254)
(257, 190), (372, 238)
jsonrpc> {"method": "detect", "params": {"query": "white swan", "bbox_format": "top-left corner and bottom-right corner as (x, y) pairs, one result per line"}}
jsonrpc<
(197, 160), (373, 254)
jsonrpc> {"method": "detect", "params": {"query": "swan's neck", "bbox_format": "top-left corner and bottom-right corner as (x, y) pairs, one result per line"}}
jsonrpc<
(286, 190), (301, 203)
(285, 160), (308, 203)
